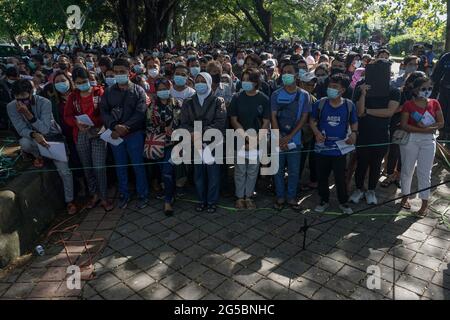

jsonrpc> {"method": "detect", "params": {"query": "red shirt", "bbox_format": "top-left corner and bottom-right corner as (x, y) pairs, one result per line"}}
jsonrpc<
(402, 99), (441, 127)
(64, 86), (104, 143)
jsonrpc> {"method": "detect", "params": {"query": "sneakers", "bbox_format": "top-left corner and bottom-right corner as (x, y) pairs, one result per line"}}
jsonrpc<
(118, 195), (129, 209)
(235, 199), (246, 209)
(350, 189), (365, 204)
(365, 190), (378, 205)
(339, 204), (353, 215)
(314, 201), (329, 213)
(136, 197), (149, 209)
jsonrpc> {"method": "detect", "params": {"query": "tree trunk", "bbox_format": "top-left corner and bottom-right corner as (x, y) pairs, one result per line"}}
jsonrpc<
(446, 0), (450, 51)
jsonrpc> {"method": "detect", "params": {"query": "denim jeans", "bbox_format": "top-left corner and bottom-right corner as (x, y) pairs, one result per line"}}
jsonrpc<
(194, 163), (220, 205)
(111, 131), (149, 199)
(274, 146), (301, 201)
(159, 147), (176, 203)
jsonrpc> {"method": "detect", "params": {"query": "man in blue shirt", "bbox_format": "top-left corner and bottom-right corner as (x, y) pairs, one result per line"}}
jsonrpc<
(310, 73), (358, 214)
(271, 62), (311, 210)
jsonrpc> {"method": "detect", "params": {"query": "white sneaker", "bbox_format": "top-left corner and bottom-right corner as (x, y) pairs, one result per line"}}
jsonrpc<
(339, 204), (353, 215)
(314, 201), (330, 213)
(365, 190), (378, 205)
(349, 189), (365, 204)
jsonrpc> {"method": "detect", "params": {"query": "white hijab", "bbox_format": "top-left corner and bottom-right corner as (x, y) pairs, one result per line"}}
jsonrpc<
(196, 72), (212, 106)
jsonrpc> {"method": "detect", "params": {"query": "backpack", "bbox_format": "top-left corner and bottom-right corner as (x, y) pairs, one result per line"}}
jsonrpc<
(276, 89), (307, 136)
(316, 97), (354, 136)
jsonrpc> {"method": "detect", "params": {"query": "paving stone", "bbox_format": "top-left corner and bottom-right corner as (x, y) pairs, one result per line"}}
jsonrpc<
(100, 282), (134, 300)
(3, 282), (35, 299)
(139, 282), (172, 300)
(214, 279), (247, 300)
(126, 272), (155, 292)
(176, 282), (209, 300)
(396, 274), (428, 295)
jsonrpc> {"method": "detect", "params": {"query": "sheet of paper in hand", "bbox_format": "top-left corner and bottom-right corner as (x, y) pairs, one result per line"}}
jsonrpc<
(37, 142), (68, 162)
(75, 114), (95, 127)
(365, 63), (391, 98)
(100, 129), (123, 146)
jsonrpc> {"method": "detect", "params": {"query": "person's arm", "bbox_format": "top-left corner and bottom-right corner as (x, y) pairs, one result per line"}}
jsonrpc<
(99, 89), (117, 130)
(29, 98), (54, 136)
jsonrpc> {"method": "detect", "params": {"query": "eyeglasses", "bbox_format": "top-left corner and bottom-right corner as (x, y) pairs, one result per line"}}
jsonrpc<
(420, 87), (433, 92)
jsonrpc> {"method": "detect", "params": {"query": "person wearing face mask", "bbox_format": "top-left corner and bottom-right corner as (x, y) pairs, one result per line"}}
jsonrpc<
(145, 79), (182, 216)
(170, 65), (195, 105)
(310, 74), (358, 214)
(314, 63), (330, 99)
(232, 49), (246, 80)
(399, 76), (444, 217)
(207, 60), (233, 106)
(100, 58), (149, 210)
(271, 62), (311, 211)
(392, 56), (419, 89)
(350, 59), (401, 206)
(64, 67), (114, 212)
(180, 72), (227, 213)
(229, 68), (270, 210)
(7, 79), (77, 214)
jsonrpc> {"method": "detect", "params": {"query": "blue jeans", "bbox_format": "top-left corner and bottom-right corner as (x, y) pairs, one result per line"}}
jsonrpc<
(274, 146), (301, 201)
(194, 163), (220, 205)
(111, 131), (149, 199)
(159, 147), (176, 203)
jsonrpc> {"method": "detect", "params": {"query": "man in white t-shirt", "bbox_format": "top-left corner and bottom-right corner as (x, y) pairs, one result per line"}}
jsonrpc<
(170, 65), (195, 104)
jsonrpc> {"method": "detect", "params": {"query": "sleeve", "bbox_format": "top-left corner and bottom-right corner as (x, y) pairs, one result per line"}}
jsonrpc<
(7, 102), (32, 138)
(30, 98), (54, 135)
(180, 99), (194, 133)
(302, 92), (312, 113)
(228, 94), (238, 118)
(389, 88), (401, 103)
(123, 86), (148, 131)
(63, 93), (77, 128)
(270, 91), (278, 113)
(100, 89), (117, 130)
(311, 101), (319, 120)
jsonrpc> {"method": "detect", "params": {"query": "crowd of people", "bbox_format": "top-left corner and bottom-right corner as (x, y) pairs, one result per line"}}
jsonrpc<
(0, 40), (446, 218)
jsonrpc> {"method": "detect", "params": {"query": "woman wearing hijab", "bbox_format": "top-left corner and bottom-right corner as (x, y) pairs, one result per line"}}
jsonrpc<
(180, 72), (227, 213)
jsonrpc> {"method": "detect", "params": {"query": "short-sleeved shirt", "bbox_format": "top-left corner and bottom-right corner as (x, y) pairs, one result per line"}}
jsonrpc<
(353, 84), (401, 145)
(271, 87), (311, 146)
(402, 99), (441, 127)
(229, 91), (270, 131)
(311, 98), (358, 156)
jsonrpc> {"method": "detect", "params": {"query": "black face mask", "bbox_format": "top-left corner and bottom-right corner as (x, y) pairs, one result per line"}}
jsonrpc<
(211, 73), (221, 84)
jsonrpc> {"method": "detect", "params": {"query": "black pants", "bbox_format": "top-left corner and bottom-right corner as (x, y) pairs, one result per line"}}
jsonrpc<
(316, 154), (348, 204)
(300, 140), (318, 184)
(355, 146), (388, 191)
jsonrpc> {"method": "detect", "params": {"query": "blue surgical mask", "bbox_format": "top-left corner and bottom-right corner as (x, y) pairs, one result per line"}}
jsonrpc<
(115, 74), (129, 85)
(54, 81), (70, 94)
(77, 81), (91, 92)
(157, 90), (170, 100)
(195, 83), (208, 94)
(327, 88), (340, 99)
(190, 67), (200, 77)
(282, 74), (295, 86)
(242, 81), (254, 92)
(105, 77), (116, 86)
(174, 75), (187, 87)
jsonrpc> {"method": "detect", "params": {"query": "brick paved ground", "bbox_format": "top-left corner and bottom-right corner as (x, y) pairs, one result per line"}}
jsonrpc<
(1, 164), (449, 300)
